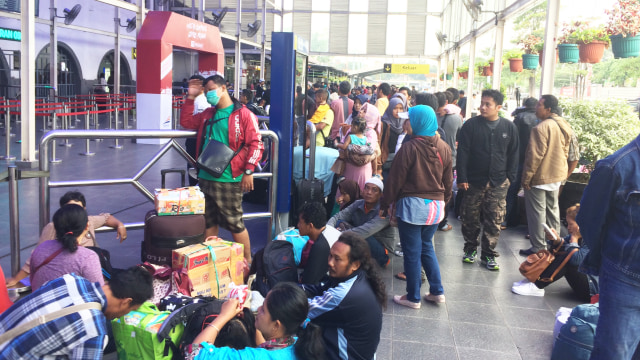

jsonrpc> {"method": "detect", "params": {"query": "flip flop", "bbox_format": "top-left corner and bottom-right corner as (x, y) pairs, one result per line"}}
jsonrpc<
(395, 272), (407, 281)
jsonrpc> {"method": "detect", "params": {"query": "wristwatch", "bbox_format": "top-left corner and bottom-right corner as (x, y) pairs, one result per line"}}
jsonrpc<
(245, 169), (254, 175)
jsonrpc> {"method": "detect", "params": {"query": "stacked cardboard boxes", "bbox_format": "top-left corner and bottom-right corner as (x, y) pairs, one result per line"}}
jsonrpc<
(155, 186), (205, 216)
(172, 238), (245, 298)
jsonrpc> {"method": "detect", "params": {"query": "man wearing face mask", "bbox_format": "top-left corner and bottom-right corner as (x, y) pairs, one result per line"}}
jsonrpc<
(181, 75), (264, 262)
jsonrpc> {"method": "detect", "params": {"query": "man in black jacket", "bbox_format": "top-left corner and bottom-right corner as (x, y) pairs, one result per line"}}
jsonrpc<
(457, 89), (519, 270)
(504, 97), (538, 228)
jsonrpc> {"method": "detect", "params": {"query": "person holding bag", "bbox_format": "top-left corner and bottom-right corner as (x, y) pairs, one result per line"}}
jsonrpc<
(181, 75), (264, 263)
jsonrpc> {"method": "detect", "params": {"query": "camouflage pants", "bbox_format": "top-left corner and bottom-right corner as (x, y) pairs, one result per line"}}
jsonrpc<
(461, 179), (509, 258)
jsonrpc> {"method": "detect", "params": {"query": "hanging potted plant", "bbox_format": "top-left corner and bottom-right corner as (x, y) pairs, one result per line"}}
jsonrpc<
(446, 73), (453, 80)
(605, 0), (640, 58)
(503, 49), (524, 72)
(519, 35), (542, 70)
(475, 61), (488, 76)
(569, 25), (610, 63)
(557, 22), (580, 63)
(457, 65), (469, 79)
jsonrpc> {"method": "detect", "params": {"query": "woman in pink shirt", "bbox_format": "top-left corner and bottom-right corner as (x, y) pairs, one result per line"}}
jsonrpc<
(29, 204), (104, 290)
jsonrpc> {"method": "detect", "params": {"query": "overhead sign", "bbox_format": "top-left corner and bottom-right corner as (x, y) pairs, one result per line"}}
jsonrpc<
(0, 27), (21, 41)
(383, 63), (430, 74)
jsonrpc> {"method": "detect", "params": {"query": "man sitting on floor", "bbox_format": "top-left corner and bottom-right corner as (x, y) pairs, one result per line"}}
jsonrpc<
(301, 233), (385, 360)
(327, 177), (397, 268)
(0, 267), (153, 359)
(297, 202), (342, 284)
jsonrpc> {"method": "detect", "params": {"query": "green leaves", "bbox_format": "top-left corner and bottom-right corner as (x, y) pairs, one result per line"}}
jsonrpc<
(560, 99), (640, 168)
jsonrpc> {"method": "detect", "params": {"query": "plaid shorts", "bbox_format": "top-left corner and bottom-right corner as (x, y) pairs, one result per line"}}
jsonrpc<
(199, 178), (245, 233)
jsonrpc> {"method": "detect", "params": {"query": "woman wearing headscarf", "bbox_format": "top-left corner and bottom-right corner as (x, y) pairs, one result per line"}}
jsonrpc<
(380, 105), (453, 309)
(331, 179), (362, 216)
(377, 97), (406, 178)
(340, 95), (372, 142)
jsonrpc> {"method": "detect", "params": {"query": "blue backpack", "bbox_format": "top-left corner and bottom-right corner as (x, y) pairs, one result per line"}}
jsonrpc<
(551, 303), (599, 360)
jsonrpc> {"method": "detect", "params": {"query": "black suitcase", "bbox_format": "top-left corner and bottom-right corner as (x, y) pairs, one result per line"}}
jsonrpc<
(141, 169), (206, 265)
(292, 122), (324, 217)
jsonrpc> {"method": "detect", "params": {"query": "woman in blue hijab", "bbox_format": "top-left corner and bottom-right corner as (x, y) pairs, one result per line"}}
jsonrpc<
(379, 105), (454, 309)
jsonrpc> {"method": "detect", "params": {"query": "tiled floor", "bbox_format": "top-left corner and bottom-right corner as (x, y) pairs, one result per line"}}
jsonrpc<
(0, 114), (585, 359)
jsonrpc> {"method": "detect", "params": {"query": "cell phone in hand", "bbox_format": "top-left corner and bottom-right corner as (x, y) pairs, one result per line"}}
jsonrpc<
(542, 223), (558, 241)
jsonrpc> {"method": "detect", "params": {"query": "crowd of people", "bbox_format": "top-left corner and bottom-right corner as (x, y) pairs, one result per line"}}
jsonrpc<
(1, 73), (639, 359)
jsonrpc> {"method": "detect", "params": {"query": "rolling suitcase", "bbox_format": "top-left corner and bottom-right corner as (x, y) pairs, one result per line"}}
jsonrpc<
(141, 169), (206, 265)
(293, 121), (324, 215)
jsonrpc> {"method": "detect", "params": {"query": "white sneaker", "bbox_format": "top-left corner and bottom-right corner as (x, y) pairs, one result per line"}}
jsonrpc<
(512, 279), (530, 287)
(511, 281), (545, 297)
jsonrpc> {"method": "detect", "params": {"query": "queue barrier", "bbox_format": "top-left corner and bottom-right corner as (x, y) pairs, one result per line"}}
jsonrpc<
(38, 129), (279, 251)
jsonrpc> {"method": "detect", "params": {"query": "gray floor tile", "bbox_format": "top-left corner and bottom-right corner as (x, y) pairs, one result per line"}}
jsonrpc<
(509, 328), (555, 359)
(381, 315), (393, 339)
(393, 316), (454, 346)
(391, 341), (458, 360)
(444, 283), (497, 305)
(376, 340), (393, 360)
(500, 306), (556, 331)
(446, 301), (507, 326)
(451, 321), (519, 353)
(492, 286), (551, 310)
(457, 347), (523, 360)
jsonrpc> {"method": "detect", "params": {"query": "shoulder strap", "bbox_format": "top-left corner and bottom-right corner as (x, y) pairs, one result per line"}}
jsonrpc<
(0, 302), (102, 345)
(440, 114), (449, 129)
(31, 247), (65, 278)
(545, 247), (579, 281)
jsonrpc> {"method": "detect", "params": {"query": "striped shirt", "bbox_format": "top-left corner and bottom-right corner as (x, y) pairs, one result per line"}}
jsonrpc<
(0, 274), (107, 359)
(396, 196), (446, 225)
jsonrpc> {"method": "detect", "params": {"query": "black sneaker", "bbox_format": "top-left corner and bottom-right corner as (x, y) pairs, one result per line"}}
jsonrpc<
(481, 256), (500, 270)
(462, 250), (477, 263)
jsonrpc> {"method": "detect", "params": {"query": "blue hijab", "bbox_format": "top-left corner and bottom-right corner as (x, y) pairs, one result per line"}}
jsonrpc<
(408, 105), (438, 137)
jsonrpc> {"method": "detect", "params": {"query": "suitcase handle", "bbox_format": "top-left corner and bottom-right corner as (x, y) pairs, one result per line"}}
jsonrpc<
(161, 168), (186, 188)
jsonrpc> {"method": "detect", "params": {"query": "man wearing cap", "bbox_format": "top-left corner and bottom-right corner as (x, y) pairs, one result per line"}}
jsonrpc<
(327, 177), (397, 267)
(255, 79), (265, 102)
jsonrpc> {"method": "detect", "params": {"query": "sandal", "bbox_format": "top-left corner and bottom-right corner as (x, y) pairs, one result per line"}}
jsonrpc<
(395, 272), (407, 281)
(438, 224), (453, 232)
(395, 272), (426, 283)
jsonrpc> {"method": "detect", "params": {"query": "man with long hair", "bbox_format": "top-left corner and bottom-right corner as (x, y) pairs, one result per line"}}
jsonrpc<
(301, 233), (386, 360)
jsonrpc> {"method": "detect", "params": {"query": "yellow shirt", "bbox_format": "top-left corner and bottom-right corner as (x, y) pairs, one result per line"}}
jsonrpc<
(316, 108), (335, 147)
(376, 97), (389, 116)
(309, 104), (330, 124)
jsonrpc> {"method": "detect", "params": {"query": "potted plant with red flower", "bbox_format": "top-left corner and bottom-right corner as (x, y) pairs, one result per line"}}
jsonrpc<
(605, 0), (640, 58)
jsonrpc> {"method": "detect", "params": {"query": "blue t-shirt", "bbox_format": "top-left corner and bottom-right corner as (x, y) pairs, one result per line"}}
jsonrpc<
(195, 342), (297, 360)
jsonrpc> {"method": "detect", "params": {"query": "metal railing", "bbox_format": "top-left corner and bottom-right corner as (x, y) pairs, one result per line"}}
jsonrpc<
(38, 129), (278, 243)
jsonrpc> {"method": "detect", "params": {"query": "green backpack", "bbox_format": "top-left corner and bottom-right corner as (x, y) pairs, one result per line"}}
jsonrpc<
(112, 302), (184, 360)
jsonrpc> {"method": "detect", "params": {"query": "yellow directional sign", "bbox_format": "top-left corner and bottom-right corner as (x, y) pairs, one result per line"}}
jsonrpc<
(132, 47), (137, 59)
(382, 63), (430, 74)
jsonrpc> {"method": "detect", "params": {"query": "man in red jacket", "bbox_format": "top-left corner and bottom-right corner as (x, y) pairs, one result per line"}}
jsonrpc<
(181, 75), (264, 262)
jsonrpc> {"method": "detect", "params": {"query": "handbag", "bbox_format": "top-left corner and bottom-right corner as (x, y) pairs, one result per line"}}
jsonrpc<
(196, 117), (244, 178)
(519, 250), (556, 283)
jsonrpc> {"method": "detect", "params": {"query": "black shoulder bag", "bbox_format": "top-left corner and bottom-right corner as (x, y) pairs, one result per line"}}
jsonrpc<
(197, 116), (244, 178)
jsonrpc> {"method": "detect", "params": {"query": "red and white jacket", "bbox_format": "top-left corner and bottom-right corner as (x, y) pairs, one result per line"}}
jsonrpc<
(181, 98), (264, 178)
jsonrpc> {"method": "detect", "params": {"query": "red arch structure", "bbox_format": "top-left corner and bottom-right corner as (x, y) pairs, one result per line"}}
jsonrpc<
(136, 11), (224, 143)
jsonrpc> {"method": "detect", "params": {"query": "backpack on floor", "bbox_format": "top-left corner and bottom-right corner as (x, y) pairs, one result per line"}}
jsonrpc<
(251, 240), (299, 297)
(551, 303), (599, 360)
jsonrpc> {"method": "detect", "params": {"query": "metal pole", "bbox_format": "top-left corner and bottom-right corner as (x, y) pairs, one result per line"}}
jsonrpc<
(80, 111), (95, 156)
(466, 36), (476, 120)
(8, 166), (20, 276)
(50, 113), (61, 163)
(2, 108), (16, 160)
(492, 21), (505, 90)
(60, 104), (72, 147)
(234, 0), (242, 99)
(111, 107), (122, 149)
(49, 0), (58, 102)
(21, 0), (37, 163)
(540, 0), (560, 95)
(306, 120), (316, 179)
(260, 0), (266, 80)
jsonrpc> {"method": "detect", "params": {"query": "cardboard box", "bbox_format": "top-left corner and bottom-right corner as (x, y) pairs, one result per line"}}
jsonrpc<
(205, 239), (246, 285)
(191, 273), (233, 298)
(172, 241), (231, 271)
(155, 186), (205, 216)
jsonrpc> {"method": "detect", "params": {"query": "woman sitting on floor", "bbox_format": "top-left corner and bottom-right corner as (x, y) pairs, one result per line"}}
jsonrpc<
(29, 204), (104, 291)
(187, 282), (325, 360)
